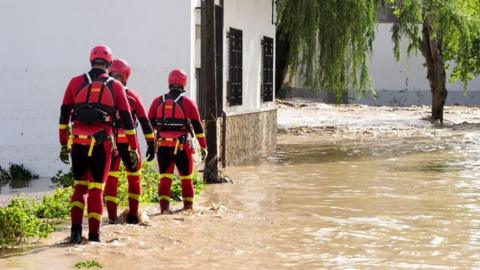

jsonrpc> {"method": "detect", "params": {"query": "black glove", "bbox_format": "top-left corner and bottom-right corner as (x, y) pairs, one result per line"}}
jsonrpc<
(60, 145), (70, 164)
(146, 141), (156, 162)
(129, 149), (139, 169)
(200, 148), (208, 161)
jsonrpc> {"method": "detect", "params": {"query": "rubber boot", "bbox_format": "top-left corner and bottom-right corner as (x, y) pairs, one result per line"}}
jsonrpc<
(88, 232), (100, 242)
(69, 224), (82, 244)
(160, 200), (170, 214)
(183, 201), (193, 210)
(109, 218), (119, 225)
(127, 214), (139, 224)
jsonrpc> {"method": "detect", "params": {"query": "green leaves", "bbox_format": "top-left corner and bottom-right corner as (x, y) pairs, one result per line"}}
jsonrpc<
(117, 161), (205, 205)
(0, 197), (54, 247)
(387, 0), (480, 87)
(74, 260), (103, 269)
(277, 0), (379, 98)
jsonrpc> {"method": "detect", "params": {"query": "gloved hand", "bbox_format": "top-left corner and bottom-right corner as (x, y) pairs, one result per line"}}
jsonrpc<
(200, 147), (208, 161)
(60, 145), (70, 164)
(146, 141), (156, 162)
(129, 149), (139, 169)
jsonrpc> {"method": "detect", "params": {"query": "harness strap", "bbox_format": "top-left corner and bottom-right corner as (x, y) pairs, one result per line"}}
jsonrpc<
(85, 73), (92, 84)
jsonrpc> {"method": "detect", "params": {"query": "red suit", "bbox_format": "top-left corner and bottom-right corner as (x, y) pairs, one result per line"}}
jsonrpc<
(59, 68), (138, 239)
(148, 88), (207, 212)
(104, 87), (155, 223)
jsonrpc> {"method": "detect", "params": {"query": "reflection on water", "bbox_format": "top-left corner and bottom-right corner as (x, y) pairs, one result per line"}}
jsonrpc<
(0, 178), (55, 205)
(2, 134), (480, 269)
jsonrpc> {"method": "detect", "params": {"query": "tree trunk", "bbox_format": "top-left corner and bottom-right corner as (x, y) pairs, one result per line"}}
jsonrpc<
(202, 0), (219, 183)
(419, 19), (448, 124)
(202, 0), (230, 184)
(275, 28), (291, 98)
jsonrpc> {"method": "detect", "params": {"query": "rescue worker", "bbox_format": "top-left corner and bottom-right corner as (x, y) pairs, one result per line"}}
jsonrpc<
(148, 69), (207, 213)
(104, 58), (156, 224)
(59, 45), (139, 243)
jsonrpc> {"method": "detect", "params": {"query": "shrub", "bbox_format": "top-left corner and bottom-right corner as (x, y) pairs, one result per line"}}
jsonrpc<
(0, 197), (54, 247)
(35, 187), (73, 219)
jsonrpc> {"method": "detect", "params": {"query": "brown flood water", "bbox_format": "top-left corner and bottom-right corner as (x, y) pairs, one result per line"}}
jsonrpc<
(2, 133), (480, 269)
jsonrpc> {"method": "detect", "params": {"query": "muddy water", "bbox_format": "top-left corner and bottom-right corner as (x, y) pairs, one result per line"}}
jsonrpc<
(2, 133), (480, 269)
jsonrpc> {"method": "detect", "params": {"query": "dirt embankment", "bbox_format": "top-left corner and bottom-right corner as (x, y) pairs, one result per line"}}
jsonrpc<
(277, 100), (480, 138)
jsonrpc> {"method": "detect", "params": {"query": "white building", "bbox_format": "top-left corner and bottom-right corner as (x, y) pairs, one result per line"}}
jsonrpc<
(0, 0), (276, 177)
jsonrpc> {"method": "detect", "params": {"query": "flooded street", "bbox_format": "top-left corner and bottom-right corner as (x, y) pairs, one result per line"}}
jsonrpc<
(3, 129), (480, 269)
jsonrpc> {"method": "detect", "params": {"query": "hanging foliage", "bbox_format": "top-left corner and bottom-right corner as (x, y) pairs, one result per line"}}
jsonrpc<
(276, 0), (379, 98)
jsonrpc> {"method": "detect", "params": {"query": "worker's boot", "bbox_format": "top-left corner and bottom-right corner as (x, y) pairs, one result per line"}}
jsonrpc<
(69, 224), (82, 244)
(126, 214), (139, 224)
(88, 232), (100, 242)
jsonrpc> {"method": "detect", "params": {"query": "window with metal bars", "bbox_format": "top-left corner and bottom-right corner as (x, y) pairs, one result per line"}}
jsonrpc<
(227, 27), (243, 106)
(261, 36), (274, 102)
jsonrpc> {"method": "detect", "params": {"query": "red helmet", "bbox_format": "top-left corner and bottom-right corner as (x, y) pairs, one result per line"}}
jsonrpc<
(168, 69), (188, 88)
(110, 58), (131, 83)
(90, 45), (113, 63)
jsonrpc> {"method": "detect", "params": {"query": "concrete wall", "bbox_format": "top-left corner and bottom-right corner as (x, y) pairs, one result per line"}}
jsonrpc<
(0, 0), (196, 177)
(223, 0), (276, 114)
(289, 23), (480, 106)
(225, 109), (277, 165)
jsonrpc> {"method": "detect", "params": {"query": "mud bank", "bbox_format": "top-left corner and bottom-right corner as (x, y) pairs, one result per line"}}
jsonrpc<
(278, 100), (480, 138)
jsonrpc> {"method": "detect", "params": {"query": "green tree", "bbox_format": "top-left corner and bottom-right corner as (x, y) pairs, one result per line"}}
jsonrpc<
(276, 0), (379, 99)
(387, 0), (480, 123)
(276, 1), (480, 123)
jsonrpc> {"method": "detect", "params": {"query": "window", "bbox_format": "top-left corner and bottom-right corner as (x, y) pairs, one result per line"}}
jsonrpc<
(261, 36), (274, 102)
(227, 28), (243, 106)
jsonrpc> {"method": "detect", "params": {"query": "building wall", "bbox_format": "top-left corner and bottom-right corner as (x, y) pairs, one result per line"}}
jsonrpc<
(221, 0), (278, 164)
(225, 109), (277, 165)
(289, 23), (480, 106)
(0, 0), (196, 177)
(222, 0), (276, 113)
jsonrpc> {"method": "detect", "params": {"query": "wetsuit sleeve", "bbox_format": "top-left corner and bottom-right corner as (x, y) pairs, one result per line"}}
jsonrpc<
(113, 83), (138, 150)
(59, 79), (75, 145)
(133, 93), (155, 142)
(184, 98), (207, 149)
(148, 97), (160, 127)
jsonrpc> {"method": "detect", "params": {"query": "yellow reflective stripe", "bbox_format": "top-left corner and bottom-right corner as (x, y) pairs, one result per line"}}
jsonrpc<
(71, 201), (85, 210)
(117, 134), (126, 138)
(74, 180), (89, 187)
(159, 195), (171, 202)
(128, 193), (141, 201)
(87, 137), (96, 157)
(160, 173), (175, 180)
(125, 129), (136, 135)
(173, 140), (180, 155)
(59, 124), (68, 130)
(105, 196), (119, 204)
(126, 170), (141, 176)
(109, 171), (120, 178)
(145, 133), (155, 139)
(88, 212), (102, 221)
(88, 182), (104, 190)
(183, 197), (194, 202)
(67, 135), (73, 149)
(78, 135), (89, 139)
(196, 133), (205, 138)
(180, 174), (193, 180)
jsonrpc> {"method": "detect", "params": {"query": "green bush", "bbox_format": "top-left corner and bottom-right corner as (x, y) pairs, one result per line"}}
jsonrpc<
(51, 169), (74, 187)
(0, 197), (54, 247)
(35, 187), (73, 219)
(8, 164), (39, 180)
(117, 161), (205, 205)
